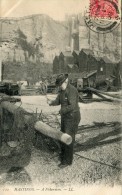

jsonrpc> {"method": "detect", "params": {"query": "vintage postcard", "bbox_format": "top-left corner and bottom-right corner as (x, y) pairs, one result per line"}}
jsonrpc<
(0, 0), (121, 195)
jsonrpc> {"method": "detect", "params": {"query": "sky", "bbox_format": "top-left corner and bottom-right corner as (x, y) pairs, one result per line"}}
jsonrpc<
(0, 0), (89, 20)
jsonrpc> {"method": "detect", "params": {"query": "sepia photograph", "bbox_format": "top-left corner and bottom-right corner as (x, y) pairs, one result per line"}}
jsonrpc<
(0, 0), (121, 194)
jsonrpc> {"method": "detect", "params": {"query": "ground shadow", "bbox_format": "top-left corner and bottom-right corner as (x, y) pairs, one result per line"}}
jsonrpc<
(75, 122), (122, 152)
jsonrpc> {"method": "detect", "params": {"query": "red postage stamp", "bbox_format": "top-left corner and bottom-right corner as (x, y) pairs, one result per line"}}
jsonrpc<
(84, 0), (121, 33)
(90, 0), (119, 19)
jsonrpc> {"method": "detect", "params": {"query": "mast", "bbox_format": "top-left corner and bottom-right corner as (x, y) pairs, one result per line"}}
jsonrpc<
(0, 45), (2, 82)
(0, 53), (2, 82)
(0, 20), (2, 82)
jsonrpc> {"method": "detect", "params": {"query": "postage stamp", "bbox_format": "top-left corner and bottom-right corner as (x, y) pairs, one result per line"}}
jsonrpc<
(90, 0), (119, 19)
(84, 0), (121, 33)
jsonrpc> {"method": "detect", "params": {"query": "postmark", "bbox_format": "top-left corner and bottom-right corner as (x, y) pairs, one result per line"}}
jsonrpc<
(84, 0), (121, 33)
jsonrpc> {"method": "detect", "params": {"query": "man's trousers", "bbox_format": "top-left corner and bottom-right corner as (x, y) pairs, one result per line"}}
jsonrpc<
(60, 111), (81, 165)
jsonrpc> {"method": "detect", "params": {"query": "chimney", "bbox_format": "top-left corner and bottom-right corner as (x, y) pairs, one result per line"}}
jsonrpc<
(71, 16), (75, 52)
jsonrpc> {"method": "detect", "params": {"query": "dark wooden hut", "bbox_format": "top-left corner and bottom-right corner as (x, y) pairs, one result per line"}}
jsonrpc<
(58, 51), (74, 73)
(102, 56), (115, 78)
(67, 64), (79, 73)
(72, 50), (80, 68)
(112, 61), (122, 88)
(78, 49), (94, 72)
(87, 54), (98, 72)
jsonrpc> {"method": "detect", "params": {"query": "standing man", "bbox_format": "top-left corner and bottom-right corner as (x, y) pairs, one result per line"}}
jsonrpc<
(48, 74), (81, 168)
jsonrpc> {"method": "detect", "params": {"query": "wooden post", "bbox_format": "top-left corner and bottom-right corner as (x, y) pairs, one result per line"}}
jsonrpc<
(0, 38), (2, 82)
(0, 59), (2, 82)
(0, 107), (3, 147)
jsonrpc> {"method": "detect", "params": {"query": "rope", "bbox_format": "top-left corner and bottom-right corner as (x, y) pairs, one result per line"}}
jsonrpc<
(74, 153), (121, 171)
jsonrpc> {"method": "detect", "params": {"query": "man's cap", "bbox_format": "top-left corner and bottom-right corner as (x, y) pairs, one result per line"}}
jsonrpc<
(55, 73), (68, 86)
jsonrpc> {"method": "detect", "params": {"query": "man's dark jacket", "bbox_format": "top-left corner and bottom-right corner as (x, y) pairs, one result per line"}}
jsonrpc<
(51, 82), (81, 165)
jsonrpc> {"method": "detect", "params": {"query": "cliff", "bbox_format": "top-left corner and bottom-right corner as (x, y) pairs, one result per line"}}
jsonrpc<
(0, 14), (69, 64)
(0, 14), (121, 82)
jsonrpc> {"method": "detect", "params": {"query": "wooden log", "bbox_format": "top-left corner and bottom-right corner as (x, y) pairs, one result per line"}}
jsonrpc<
(1, 101), (28, 116)
(1, 101), (72, 145)
(0, 93), (21, 102)
(34, 121), (72, 145)
(93, 91), (109, 99)
(92, 91), (112, 101)
(87, 87), (122, 101)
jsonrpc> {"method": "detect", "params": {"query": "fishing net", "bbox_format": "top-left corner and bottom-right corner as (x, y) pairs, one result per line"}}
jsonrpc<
(0, 106), (36, 169)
